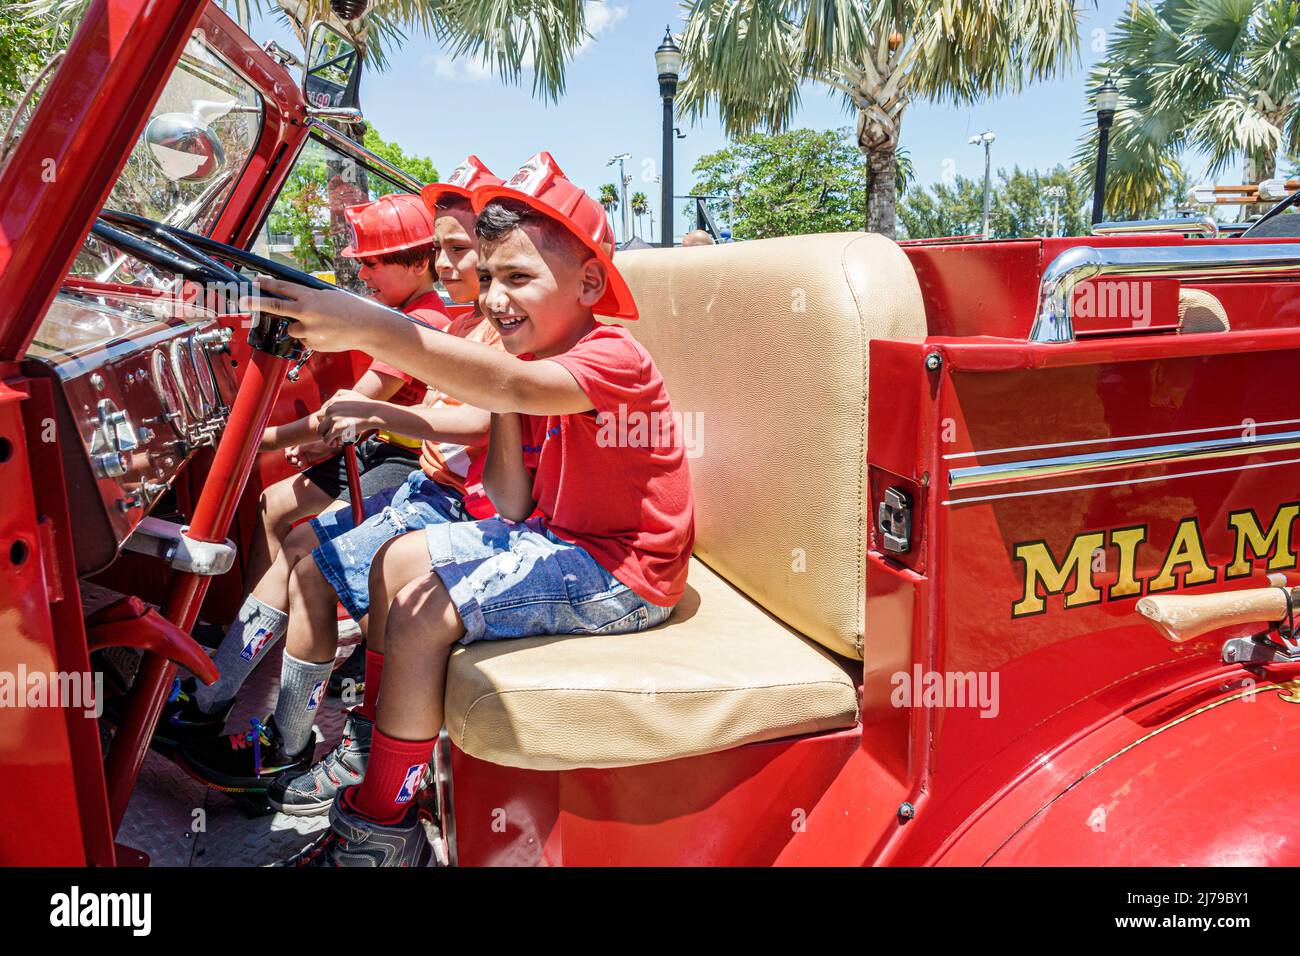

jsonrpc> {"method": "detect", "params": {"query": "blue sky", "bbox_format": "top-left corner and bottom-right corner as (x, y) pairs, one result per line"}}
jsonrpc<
(253, 0), (1224, 241)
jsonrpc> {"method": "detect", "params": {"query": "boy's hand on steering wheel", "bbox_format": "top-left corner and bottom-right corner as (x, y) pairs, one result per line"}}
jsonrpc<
(241, 276), (400, 353)
(317, 389), (380, 449)
(284, 439), (332, 470)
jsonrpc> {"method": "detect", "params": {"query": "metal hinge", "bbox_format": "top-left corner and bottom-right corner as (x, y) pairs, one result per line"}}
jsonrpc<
(877, 487), (912, 554)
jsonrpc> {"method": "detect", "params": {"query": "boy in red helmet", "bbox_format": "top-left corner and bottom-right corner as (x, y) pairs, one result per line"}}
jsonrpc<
(178, 162), (515, 808)
(151, 192), (453, 752)
(246, 153), (696, 866)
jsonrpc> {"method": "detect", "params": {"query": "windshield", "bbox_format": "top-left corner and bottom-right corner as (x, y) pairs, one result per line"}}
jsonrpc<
(66, 32), (263, 290)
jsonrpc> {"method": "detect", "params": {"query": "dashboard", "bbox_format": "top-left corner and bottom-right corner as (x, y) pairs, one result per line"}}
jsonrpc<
(22, 286), (237, 574)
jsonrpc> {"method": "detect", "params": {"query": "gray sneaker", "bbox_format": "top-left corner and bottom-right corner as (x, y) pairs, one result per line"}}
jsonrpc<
(267, 710), (373, 816)
(276, 790), (433, 867)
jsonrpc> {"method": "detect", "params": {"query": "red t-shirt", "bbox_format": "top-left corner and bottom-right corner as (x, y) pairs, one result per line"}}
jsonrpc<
(520, 323), (695, 606)
(368, 290), (449, 407)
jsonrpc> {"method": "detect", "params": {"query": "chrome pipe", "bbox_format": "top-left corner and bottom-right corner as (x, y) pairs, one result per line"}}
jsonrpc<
(949, 427), (1300, 490)
(1032, 242), (1300, 343)
(307, 119), (423, 192)
(1090, 216), (1219, 238)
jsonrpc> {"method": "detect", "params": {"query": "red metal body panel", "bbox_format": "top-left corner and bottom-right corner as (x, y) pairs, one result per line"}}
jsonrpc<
(0, 0), (207, 360)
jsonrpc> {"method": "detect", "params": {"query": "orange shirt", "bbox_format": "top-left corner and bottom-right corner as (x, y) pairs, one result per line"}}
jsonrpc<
(419, 311), (502, 519)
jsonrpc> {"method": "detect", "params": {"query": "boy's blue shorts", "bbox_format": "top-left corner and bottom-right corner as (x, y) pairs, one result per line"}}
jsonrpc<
(310, 469), (468, 621)
(424, 516), (675, 645)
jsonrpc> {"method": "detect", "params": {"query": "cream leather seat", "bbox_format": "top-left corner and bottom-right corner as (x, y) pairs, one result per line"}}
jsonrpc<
(443, 233), (928, 770)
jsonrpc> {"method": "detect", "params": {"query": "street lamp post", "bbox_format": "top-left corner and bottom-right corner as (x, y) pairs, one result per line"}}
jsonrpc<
(1044, 184), (1066, 237)
(656, 27), (682, 248)
(969, 130), (996, 238)
(1091, 75), (1119, 225)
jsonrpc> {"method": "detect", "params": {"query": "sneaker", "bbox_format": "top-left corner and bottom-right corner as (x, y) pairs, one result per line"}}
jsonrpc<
(276, 790), (432, 867)
(268, 710), (372, 815)
(178, 714), (313, 794)
(327, 640), (366, 698)
(102, 676), (232, 750)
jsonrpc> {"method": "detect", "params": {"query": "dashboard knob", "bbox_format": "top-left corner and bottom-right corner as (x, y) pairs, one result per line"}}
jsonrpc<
(92, 451), (128, 479)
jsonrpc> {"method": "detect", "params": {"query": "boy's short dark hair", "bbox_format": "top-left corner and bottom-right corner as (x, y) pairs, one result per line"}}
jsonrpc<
(476, 198), (590, 262)
(434, 194), (474, 214)
(370, 241), (437, 272)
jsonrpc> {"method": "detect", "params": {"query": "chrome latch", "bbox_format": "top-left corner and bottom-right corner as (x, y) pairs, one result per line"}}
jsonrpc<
(877, 487), (912, 554)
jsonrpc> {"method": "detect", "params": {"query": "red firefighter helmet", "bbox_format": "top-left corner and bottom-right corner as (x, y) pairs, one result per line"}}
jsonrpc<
(340, 192), (438, 258)
(420, 155), (503, 213)
(471, 151), (637, 320)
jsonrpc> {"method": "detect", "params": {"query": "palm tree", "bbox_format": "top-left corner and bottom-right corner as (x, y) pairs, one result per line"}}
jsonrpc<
(23, 0), (588, 100)
(1073, 0), (1300, 221)
(599, 182), (620, 239)
(630, 191), (649, 237)
(677, 0), (1083, 238)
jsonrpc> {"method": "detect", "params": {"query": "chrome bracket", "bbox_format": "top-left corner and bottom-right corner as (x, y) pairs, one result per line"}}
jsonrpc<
(122, 516), (236, 575)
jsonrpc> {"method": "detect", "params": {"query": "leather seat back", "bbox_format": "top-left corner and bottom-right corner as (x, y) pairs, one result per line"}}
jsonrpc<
(614, 233), (926, 659)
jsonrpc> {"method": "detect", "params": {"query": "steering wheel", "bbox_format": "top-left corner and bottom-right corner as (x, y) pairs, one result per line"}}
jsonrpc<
(92, 209), (346, 359)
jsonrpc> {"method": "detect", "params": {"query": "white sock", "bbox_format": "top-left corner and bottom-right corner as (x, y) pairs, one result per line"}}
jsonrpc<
(193, 595), (288, 714)
(273, 651), (335, 754)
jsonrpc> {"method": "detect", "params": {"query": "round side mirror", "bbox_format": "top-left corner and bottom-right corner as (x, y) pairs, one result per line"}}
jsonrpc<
(144, 113), (226, 183)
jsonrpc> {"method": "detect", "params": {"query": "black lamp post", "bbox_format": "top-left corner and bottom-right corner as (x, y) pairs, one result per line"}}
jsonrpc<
(656, 27), (682, 248)
(1091, 75), (1119, 225)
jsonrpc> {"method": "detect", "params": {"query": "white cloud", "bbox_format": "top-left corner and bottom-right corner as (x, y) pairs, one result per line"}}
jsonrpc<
(419, 2), (626, 82)
(578, 1), (629, 56)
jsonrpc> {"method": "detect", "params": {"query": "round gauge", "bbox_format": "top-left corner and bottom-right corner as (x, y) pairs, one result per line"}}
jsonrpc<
(149, 347), (189, 438)
(169, 337), (206, 421)
(187, 334), (220, 414)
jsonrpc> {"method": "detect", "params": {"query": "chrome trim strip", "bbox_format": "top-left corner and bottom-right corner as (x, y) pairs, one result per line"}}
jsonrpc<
(1091, 216), (1218, 238)
(1033, 242), (1300, 343)
(944, 455), (1300, 506)
(943, 417), (1300, 461)
(949, 428), (1300, 489)
(308, 120), (424, 192)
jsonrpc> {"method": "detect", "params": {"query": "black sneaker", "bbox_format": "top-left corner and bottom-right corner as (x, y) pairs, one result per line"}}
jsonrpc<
(102, 677), (232, 751)
(276, 790), (433, 867)
(268, 710), (372, 815)
(327, 640), (366, 698)
(178, 714), (313, 794)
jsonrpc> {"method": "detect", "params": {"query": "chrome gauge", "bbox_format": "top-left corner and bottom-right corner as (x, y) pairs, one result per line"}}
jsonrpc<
(149, 347), (188, 438)
(187, 334), (221, 414)
(169, 336), (206, 421)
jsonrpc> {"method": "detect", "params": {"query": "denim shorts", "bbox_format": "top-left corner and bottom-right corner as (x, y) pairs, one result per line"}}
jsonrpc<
(311, 469), (469, 621)
(425, 516), (675, 645)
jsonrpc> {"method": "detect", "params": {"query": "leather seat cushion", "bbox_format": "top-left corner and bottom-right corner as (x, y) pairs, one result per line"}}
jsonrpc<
(443, 557), (861, 771)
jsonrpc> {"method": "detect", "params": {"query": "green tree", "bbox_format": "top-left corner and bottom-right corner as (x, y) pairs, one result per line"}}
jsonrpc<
(26, 0), (591, 99)
(689, 127), (870, 239)
(1075, 0), (1300, 221)
(677, 0), (1083, 238)
(362, 126), (438, 192)
(599, 183), (620, 218)
(898, 165), (1090, 240)
(630, 191), (649, 238)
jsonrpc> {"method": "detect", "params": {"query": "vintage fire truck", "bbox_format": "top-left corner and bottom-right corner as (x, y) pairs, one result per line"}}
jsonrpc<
(3, 0), (1300, 867)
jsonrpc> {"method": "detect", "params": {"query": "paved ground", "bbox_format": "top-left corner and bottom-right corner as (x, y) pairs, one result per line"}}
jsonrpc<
(111, 639), (359, 867)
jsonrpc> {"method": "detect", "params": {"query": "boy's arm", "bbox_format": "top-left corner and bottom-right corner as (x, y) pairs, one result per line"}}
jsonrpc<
(258, 368), (404, 452)
(482, 412), (535, 522)
(244, 279), (594, 416)
(316, 392), (491, 448)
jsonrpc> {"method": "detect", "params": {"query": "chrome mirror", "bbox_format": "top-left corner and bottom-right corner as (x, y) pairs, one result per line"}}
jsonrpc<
(143, 112), (226, 183)
(305, 22), (361, 110)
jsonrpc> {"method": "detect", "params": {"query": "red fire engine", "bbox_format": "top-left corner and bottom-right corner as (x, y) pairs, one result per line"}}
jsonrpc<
(2, 0), (1299, 867)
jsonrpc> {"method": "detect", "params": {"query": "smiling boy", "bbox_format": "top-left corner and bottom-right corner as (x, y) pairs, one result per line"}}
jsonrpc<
(247, 154), (695, 866)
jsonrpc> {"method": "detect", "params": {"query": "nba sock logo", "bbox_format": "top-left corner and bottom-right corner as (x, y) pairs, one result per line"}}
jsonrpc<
(240, 627), (273, 662)
(395, 763), (424, 804)
(306, 679), (326, 712)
